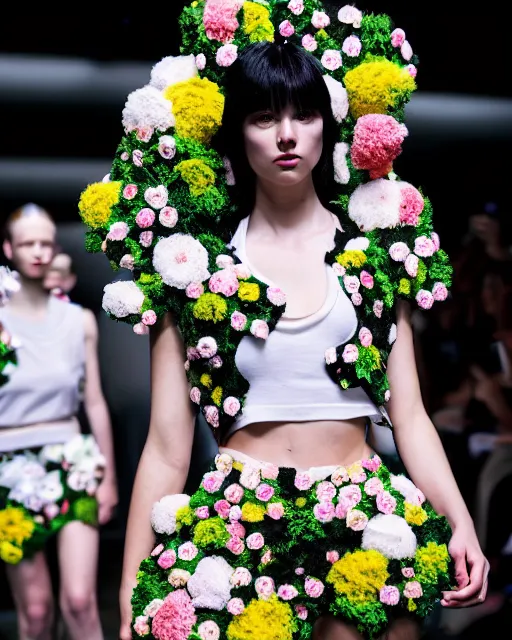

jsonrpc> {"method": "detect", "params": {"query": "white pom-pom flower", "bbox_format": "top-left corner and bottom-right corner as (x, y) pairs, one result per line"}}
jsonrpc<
(150, 54), (198, 91)
(344, 237), (370, 251)
(348, 179), (402, 231)
(122, 85), (174, 134)
(390, 475), (425, 505)
(361, 513), (417, 559)
(150, 493), (190, 535)
(187, 556), (234, 610)
(323, 75), (349, 123)
(102, 281), (145, 318)
(153, 234), (210, 289)
(333, 142), (350, 185)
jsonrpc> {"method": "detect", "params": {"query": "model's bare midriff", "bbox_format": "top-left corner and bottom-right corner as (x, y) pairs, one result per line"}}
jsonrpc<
(224, 417), (374, 469)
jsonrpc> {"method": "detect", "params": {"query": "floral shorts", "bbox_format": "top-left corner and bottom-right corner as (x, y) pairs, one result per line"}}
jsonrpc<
(131, 449), (454, 640)
(0, 434), (106, 564)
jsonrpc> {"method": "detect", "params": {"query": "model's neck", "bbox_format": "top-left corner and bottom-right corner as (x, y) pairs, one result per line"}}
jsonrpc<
(8, 276), (51, 315)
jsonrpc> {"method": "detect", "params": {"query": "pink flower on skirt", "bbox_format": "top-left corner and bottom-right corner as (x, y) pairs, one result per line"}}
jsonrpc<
(255, 576), (275, 600)
(404, 581), (423, 598)
(331, 466), (349, 486)
(261, 549), (273, 565)
(360, 270), (374, 289)
(123, 184), (138, 199)
(195, 506), (209, 519)
(214, 499), (231, 519)
(178, 542), (198, 561)
(346, 509), (368, 531)
(231, 567), (252, 587)
(295, 604), (308, 620)
(305, 577), (324, 598)
(362, 455), (382, 472)
(255, 483), (274, 502)
(246, 532), (265, 550)
(316, 481), (337, 502)
(267, 502), (285, 520)
(314, 501), (336, 523)
(380, 585), (400, 605)
(202, 471), (224, 493)
(133, 615), (150, 636)
(364, 477), (384, 496)
(279, 20), (295, 37)
(226, 536), (245, 555)
(224, 483), (244, 504)
(261, 463), (279, 480)
(229, 506), (242, 521)
(402, 567), (415, 578)
(151, 544), (164, 556)
(157, 549), (176, 569)
(227, 521), (246, 539)
(227, 598), (245, 615)
(326, 550), (340, 564)
(277, 584), (299, 600)
(376, 491), (397, 515)
(231, 310), (247, 331)
(294, 471), (314, 491)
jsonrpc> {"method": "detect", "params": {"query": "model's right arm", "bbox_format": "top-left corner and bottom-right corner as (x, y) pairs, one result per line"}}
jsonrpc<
(119, 311), (195, 637)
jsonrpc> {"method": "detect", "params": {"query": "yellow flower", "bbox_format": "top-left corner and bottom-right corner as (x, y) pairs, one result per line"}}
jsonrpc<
(241, 502), (266, 523)
(200, 373), (213, 388)
(211, 386), (223, 406)
(193, 293), (228, 322)
(407, 598), (417, 612)
(336, 250), (367, 269)
(233, 461), (244, 472)
(78, 181), (122, 230)
(327, 549), (389, 605)
(398, 278), (411, 295)
(227, 595), (295, 640)
(243, 2), (274, 43)
(316, 29), (328, 39)
(176, 505), (195, 528)
(193, 517), (229, 548)
(404, 503), (428, 526)
(295, 497), (307, 508)
(164, 77), (224, 144)
(175, 159), (216, 197)
(416, 260), (427, 285)
(238, 282), (260, 302)
(415, 542), (450, 584)
(344, 58), (416, 119)
(0, 506), (34, 546)
(0, 541), (23, 564)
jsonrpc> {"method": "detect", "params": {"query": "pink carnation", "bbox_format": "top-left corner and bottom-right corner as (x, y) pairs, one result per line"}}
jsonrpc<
(376, 491), (397, 515)
(279, 20), (295, 37)
(256, 484), (274, 502)
(226, 536), (245, 555)
(246, 532), (265, 550)
(326, 550), (340, 564)
(250, 319), (269, 340)
(359, 327), (373, 347)
(302, 34), (318, 52)
(187, 347), (200, 361)
(391, 28), (406, 47)
(134, 615), (150, 636)
(346, 509), (369, 531)
(288, 0), (304, 15)
(407, 64), (418, 78)
(261, 464), (279, 480)
(295, 567), (305, 576)
(380, 585), (400, 605)
(204, 405), (220, 429)
(227, 598), (245, 615)
(351, 114), (408, 179)
(195, 506), (209, 519)
(343, 274), (360, 293)
(364, 477), (384, 496)
(399, 185), (424, 226)
(151, 543), (164, 556)
(196, 53), (206, 71)
(197, 337), (218, 358)
(190, 387), (201, 404)
(311, 10), (330, 29)
(373, 300), (384, 318)
(133, 323), (149, 336)
(202, 471), (224, 493)
(234, 263), (251, 279)
(432, 232), (441, 250)
(321, 50), (342, 71)
(401, 40), (413, 61)
(325, 347), (337, 365)
(294, 471), (314, 491)
(362, 455), (382, 472)
(360, 270), (374, 289)
(229, 506), (242, 521)
(267, 502), (285, 520)
(209, 269), (239, 296)
(136, 208), (156, 228)
(331, 466), (349, 486)
(313, 501), (335, 523)
(186, 283), (204, 299)
(404, 581), (423, 598)
(226, 521), (245, 538)
(342, 344), (359, 363)
(231, 311), (247, 331)
(121, 152), (129, 161)
(209, 355), (223, 369)
(433, 282), (448, 301)
(305, 578), (324, 598)
(255, 576), (275, 599)
(178, 542), (198, 561)
(203, 0), (242, 44)
(267, 287), (286, 306)
(405, 254), (419, 278)
(140, 231), (153, 248)
(338, 484), (362, 509)
(261, 549), (271, 566)
(223, 396), (241, 417)
(157, 549), (176, 570)
(231, 567), (252, 587)
(351, 293), (363, 306)
(151, 589), (197, 640)
(402, 567), (415, 578)
(133, 150), (143, 167)
(416, 289), (434, 310)
(389, 242), (410, 262)
(107, 221), (129, 241)
(342, 35), (361, 57)
(123, 184), (138, 199)
(216, 254), (234, 269)
(277, 584), (299, 600)
(214, 499), (231, 519)
(216, 43), (238, 67)
(316, 481), (337, 502)
(159, 206), (178, 228)
(142, 310), (157, 326)
(295, 604), (308, 620)
(333, 263), (346, 277)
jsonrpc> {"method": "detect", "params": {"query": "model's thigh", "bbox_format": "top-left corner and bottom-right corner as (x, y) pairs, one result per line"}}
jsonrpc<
(57, 520), (100, 606)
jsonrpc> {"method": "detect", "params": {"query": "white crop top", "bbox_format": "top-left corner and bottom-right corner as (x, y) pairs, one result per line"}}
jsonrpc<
(226, 216), (380, 437)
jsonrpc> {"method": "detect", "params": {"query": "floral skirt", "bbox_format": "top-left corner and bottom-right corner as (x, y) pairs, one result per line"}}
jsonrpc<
(0, 434), (106, 564)
(131, 449), (454, 640)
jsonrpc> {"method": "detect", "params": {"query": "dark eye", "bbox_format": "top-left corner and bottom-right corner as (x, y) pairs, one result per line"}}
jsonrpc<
(296, 109), (316, 122)
(254, 112), (275, 125)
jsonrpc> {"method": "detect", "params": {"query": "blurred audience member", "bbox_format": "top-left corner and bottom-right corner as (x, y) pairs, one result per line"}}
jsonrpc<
(43, 252), (77, 302)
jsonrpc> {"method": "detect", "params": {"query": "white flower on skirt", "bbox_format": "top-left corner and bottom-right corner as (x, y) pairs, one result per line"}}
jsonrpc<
(122, 85), (174, 134)
(153, 234), (210, 289)
(187, 556), (234, 610)
(150, 54), (198, 91)
(361, 513), (417, 559)
(37, 470), (64, 504)
(150, 493), (191, 535)
(102, 281), (145, 318)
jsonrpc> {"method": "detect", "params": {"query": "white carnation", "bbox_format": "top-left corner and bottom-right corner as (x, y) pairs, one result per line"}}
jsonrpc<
(323, 75), (349, 123)
(0, 455), (44, 489)
(348, 179), (402, 231)
(102, 281), (145, 318)
(153, 234), (210, 289)
(333, 142), (350, 184)
(150, 55), (198, 91)
(39, 443), (64, 464)
(150, 493), (190, 535)
(36, 470), (64, 504)
(187, 556), (234, 610)
(122, 85), (174, 134)
(362, 514), (417, 559)
(344, 237), (370, 251)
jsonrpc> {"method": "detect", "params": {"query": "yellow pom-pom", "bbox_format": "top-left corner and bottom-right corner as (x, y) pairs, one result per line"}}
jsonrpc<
(227, 595), (295, 640)
(243, 2), (274, 43)
(175, 159), (216, 197)
(336, 250), (367, 269)
(415, 541), (450, 583)
(238, 282), (260, 302)
(78, 181), (122, 230)
(404, 503), (428, 526)
(327, 549), (389, 605)
(295, 497), (307, 508)
(193, 293), (228, 322)
(241, 502), (266, 523)
(398, 278), (411, 295)
(211, 386), (223, 406)
(200, 373), (212, 388)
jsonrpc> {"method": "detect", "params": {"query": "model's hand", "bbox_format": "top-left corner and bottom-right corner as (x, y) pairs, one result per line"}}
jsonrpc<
(96, 478), (118, 525)
(442, 524), (489, 607)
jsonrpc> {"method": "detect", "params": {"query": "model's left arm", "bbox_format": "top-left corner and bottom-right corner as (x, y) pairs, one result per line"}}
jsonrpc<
(387, 300), (489, 608)
(82, 307), (119, 525)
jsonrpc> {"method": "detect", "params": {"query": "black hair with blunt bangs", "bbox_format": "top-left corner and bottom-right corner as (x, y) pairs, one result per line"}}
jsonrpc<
(215, 40), (338, 221)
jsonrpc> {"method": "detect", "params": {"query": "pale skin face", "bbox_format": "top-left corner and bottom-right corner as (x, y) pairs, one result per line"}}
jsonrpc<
(3, 216), (56, 281)
(44, 253), (77, 293)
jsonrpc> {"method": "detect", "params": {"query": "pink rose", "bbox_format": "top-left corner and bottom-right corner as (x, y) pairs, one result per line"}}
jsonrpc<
(157, 549), (176, 569)
(314, 501), (335, 523)
(133, 150), (143, 167)
(407, 64), (417, 78)
(197, 337), (218, 358)
(405, 254), (419, 278)
(402, 567), (415, 578)
(359, 327), (373, 347)
(246, 532), (265, 550)
(107, 221), (129, 241)
(157, 136), (176, 160)
(136, 208), (155, 228)
(196, 53), (206, 70)
(267, 287), (286, 306)
(331, 466), (349, 486)
(316, 481), (337, 502)
(226, 536), (245, 555)
(255, 576), (275, 600)
(373, 300), (384, 318)
(401, 40), (413, 61)
(351, 292), (363, 306)
(214, 499), (231, 519)
(209, 269), (239, 297)
(255, 483), (274, 502)
(362, 455), (382, 472)
(223, 396), (241, 417)
(414, 236), (436, 257)
(343, 274), (360, 293)
(288, 0), (304, 15)
(231, 567), (252, 588)
(186, 282), (204, 299)
(178, 542), (198, 561)
(342, 344), (359, 363)
(144, 185), (168, 209)
(159, 206), (178, 228)
(231, 311), (247, 331)
(190, 387), (201, 404)
(123, 184), (138, 199)
(142, 310), (157, 326)
(294, 471), (314, 491)
(311, 10), (330, 29)
(227, 598), (245, 615)
(326, 550), (340, 564)
(380, 585), (400, 605)
(301, 34), (318, 51)
(136, 127), (153, 143)
(195, 506), (209, 519)
(346, 509), (368, 531)
(391, 28), (406, 47)
(267, 502), (285, 520)
(134, 615), (150, 636)
(279, 20), (295, 38)
(360, 270), (374, 289)
(139, 231), (153, 248)
(151, 544), (164, 556)
(364, 477), (384, 496)
(202, 471), (224, 493)
(321, 50), (342, 71)
(305, 578), (324, 598)
(376, 491), (397, 515)
(120, 254), (134, 270)
(209, 355), (223, 368)
(121, 152), (129, 161)
(342, 35), (361, 57)
(204, 405), (220, 428)
(278, 584), (299, 600)
(261, 463), (279, 480)
(224, 483), (244, 504)
(250, 319), (269, 340)
(295, 605), (308, 620)
(433, 282), (448, 301)
(416, 289), (434, 310)
(389, 242), (410, 262)
(404, 581), (423, 598)
(229, 506), (242, 521)
(216, 43), (238, 67)
(226, 522), (246, 538)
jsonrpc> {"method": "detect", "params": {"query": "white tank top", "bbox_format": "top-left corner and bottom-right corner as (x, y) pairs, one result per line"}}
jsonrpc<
(226, 216), (380, 437)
